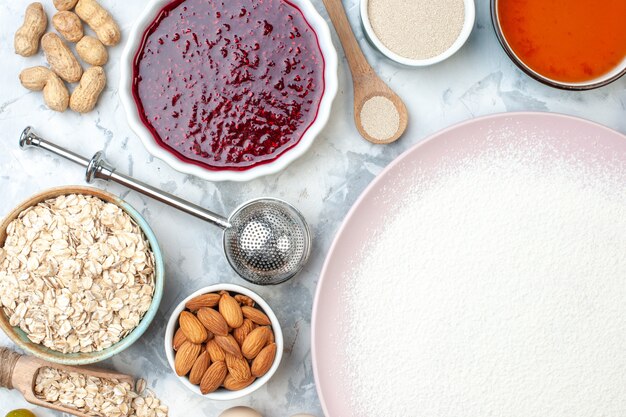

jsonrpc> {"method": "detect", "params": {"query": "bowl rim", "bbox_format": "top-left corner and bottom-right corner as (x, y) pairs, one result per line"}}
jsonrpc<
(164, 283), (284, 400)
(0, 186), (164, 365)
(490, 0), (626, 90)
(359, 0), (476, 67)
(119, 0), (339, 182)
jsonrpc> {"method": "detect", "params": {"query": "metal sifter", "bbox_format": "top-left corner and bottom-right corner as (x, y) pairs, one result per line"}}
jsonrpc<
(19, 127), (311, 285)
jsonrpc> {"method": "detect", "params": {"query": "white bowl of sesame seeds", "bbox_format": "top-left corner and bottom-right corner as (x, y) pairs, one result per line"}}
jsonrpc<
(360, 0), (475, 66)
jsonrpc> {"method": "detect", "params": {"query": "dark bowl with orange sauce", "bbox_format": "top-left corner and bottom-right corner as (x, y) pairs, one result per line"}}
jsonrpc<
(492, 0), (626, 90)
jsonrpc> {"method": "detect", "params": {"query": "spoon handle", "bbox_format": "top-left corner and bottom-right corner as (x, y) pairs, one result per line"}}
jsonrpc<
(0, 348), (49, 406)
(19, 127), (231, 229)
(0, 347), (23, 391)
(322, 0), (374, 77)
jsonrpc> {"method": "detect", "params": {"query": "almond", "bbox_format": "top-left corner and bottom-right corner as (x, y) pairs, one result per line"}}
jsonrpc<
(233, 319), (256, 347)
(189, 351), (211, 385)
(185, 293), (220, 311)
(219, 293), (244, 328)
(242, 326), (272, 359)
(206, 339), (225, 362)
(179, 311), (208, 344)
(175, 341), (202, 376)
(241, 306), (271, 326)
(215, 334), (243, 358)
(200, 361), (227, 394)
(172, 327), (187, 351)
(197, 307), (229, 336)
(225, 353), (252, 381)
(251, 343), (277, 377)
(223, 373), (255, 391)
(234, 294), (255, 307)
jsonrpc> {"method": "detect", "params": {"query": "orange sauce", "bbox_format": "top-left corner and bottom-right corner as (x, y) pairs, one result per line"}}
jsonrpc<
(498, 0), (626, 83)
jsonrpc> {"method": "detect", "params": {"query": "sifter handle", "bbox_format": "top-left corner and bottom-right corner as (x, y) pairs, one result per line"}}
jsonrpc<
(19, 127), (231, 229)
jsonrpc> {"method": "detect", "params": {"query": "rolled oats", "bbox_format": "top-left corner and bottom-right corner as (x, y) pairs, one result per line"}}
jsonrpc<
(35, 367), (168, 417)
(0, 194), (156, 353)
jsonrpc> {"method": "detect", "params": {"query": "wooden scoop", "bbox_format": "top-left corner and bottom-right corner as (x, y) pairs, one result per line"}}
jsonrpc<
(322, 0), (408, 144)
(0, 347), (134, 417)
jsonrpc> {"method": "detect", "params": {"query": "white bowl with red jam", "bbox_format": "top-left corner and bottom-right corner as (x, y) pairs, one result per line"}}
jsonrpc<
(120, 0), (338, 182)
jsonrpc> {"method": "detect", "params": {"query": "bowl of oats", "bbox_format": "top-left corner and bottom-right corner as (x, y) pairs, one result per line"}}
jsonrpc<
(0, 186), (164, 365)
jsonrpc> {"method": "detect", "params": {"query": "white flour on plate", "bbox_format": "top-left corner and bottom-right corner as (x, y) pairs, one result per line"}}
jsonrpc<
(340, 137), (626, 416)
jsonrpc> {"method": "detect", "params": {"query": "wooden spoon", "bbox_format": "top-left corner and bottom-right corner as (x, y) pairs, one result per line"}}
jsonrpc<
(0, 347), (134, 417)
(322, 0), (408, 144)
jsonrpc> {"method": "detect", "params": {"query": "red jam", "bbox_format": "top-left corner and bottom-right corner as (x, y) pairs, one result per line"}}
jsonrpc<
(132, 0), (325, 171)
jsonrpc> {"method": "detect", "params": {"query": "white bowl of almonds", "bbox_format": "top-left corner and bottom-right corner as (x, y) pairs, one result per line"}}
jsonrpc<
(165, 284), (283, 400)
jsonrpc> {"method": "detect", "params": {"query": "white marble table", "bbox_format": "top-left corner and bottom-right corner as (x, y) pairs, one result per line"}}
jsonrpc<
(0, 0), (625, 416)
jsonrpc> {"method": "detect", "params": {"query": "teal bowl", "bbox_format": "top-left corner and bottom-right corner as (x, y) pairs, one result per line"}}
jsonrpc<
(0, 186), (164, 365)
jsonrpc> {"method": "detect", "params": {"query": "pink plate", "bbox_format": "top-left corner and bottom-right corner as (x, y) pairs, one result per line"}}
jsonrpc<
(311, 112), (626, 417)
